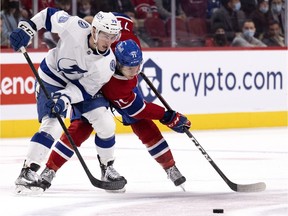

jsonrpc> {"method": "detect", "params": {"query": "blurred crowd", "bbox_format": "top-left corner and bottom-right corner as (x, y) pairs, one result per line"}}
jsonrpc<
(0, 0), (286, 49)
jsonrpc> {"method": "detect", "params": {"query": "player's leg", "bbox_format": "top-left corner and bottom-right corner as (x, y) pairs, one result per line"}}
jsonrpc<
(83, 106), (126, 189)
(131, 119), (186, 187)
(39, 118), (93, 191)
(15, 81), (66, 194)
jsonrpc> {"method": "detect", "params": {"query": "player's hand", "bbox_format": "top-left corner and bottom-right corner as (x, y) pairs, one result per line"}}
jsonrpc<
(9, 20), (36, 51)
(160, 110), (191, 133)
(46, 93), (70, 118)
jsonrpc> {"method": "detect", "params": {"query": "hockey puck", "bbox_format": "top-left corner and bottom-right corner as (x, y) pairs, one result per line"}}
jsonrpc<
(213, 209), (224, 214)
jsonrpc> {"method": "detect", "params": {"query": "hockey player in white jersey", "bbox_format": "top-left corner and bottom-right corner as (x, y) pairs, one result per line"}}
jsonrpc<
(9, 8), (124, 194)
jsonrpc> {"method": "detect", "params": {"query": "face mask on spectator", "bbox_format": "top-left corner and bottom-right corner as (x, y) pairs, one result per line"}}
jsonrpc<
(259, 6), (269, 13)
(243, 29), (255, 38)
(272, 4), (282, 13)
(233, 2), (241, 11)
(214, 34), (227, 46)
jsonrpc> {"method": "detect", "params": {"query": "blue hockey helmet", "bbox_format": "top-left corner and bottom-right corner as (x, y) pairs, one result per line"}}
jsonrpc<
(115, 39), (143, 67)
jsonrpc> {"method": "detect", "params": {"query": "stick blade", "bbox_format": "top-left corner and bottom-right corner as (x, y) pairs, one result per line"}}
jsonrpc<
(236, 182), (266, 192)
(90, 177), (127, 190)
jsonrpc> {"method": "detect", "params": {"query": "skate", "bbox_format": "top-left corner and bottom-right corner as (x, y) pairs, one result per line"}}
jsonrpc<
(165, 165), (186, 191)
(38, 167), (56, 191)
(15, 163), (42, 195)
(97, 155), (127, 193)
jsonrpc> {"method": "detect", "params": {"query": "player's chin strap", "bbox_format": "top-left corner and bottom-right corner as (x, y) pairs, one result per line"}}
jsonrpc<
(92, 30), (109, 56)
(139, 71), (266, 193)
(19, 46), (126, 191)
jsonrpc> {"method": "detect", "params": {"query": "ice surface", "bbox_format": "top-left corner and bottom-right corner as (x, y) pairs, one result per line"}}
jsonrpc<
(0, 127), (287, 216)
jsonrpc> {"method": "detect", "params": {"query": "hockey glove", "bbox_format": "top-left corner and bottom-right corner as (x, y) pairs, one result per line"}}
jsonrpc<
(160, 110), (191, 133)
(9, 20), (37, 51)
(46, 93), (71, 118)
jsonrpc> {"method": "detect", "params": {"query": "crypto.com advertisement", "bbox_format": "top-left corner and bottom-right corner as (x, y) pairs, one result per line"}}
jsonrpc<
(1, 49), (287, 121)
(139, 49), (287, 114)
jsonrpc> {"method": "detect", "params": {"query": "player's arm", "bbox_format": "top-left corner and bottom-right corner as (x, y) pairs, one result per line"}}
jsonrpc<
(134, 100), (191, 133)
(9, 8), (70, 51)
(112, 86), (191, 133)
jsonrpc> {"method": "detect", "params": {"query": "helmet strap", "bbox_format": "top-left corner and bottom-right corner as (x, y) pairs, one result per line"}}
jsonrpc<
(92, 29), (109, 56)
(92, 28), (99, 46)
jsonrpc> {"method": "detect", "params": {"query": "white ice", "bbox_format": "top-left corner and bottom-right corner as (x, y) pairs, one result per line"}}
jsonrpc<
(0, 127), (287, 216)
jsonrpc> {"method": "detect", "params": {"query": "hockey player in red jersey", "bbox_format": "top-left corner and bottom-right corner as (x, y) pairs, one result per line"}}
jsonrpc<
(102, 39), (191, 189)
(37, 15), (191, 192)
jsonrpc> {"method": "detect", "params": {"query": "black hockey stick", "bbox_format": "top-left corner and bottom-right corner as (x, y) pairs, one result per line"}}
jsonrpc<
(20, 47), (126, 190)
(140, 71), (266, 192)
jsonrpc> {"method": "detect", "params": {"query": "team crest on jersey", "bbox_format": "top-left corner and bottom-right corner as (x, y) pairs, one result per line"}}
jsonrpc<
(78, 20), (89, 28)
(110, 59), (116, 71)
(57, 58), (87, 74)
(58, 16), (69, 23)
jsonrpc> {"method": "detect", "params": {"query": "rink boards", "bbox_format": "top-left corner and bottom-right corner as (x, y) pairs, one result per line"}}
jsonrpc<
(1, 48), (287, 137)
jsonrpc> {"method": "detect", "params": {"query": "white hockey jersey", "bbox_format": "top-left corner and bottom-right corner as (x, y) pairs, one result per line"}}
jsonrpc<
(31, 8), (116, 104)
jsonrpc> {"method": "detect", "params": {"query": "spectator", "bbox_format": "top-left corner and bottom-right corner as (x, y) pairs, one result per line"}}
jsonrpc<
(231, 19), (267, 47)
(154, 0), (186, 21)
(262, 20), (285, 46)
(240, 0), (257, 17)
(20, 0), (55, 19)
(93, 0), (136, 18)
(205, 23), (229, 46)
(130, 0), (160, 47)
(207, 0), (221, 19)
(210, 0), (246, 42)
(42, 0), (72, 49)
(180, 0), (208, 18)
(249, 0), (270, 39)
(0, 0), (22, 48)
(82, 15), (93, 24)
(93, 0), (138, 38)
(1, 17), (10, 48)
(55, 0), (71, 13)
(77, 0), (96, 19)
(268, 0), (285, 35)
(131, 0), (159, 19)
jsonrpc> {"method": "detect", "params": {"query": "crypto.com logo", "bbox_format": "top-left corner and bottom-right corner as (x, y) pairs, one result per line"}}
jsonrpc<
(138, 58), (162, 102)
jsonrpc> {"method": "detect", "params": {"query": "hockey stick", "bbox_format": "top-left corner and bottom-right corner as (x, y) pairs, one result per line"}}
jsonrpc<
(139, 71), (266, 192)
(20, 47), (126, 190)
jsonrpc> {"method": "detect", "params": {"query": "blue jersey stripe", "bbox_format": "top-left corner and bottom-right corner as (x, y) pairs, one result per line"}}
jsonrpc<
(30, 131), (54, 149)
(70, 79), (92, 100)
(40, 59), (67, 87)
(95, 135), (115, 148)
(45, 8), (59, 31)
(122, 87), (145, 116)
(148, 140), (169, 156)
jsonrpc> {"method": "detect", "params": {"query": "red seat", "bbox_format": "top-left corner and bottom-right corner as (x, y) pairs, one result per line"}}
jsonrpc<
(186, 17), (208, 46)
(186, 17), (207, 39)
(166, 17), (190, 41)
(144, 17), (171, 47)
